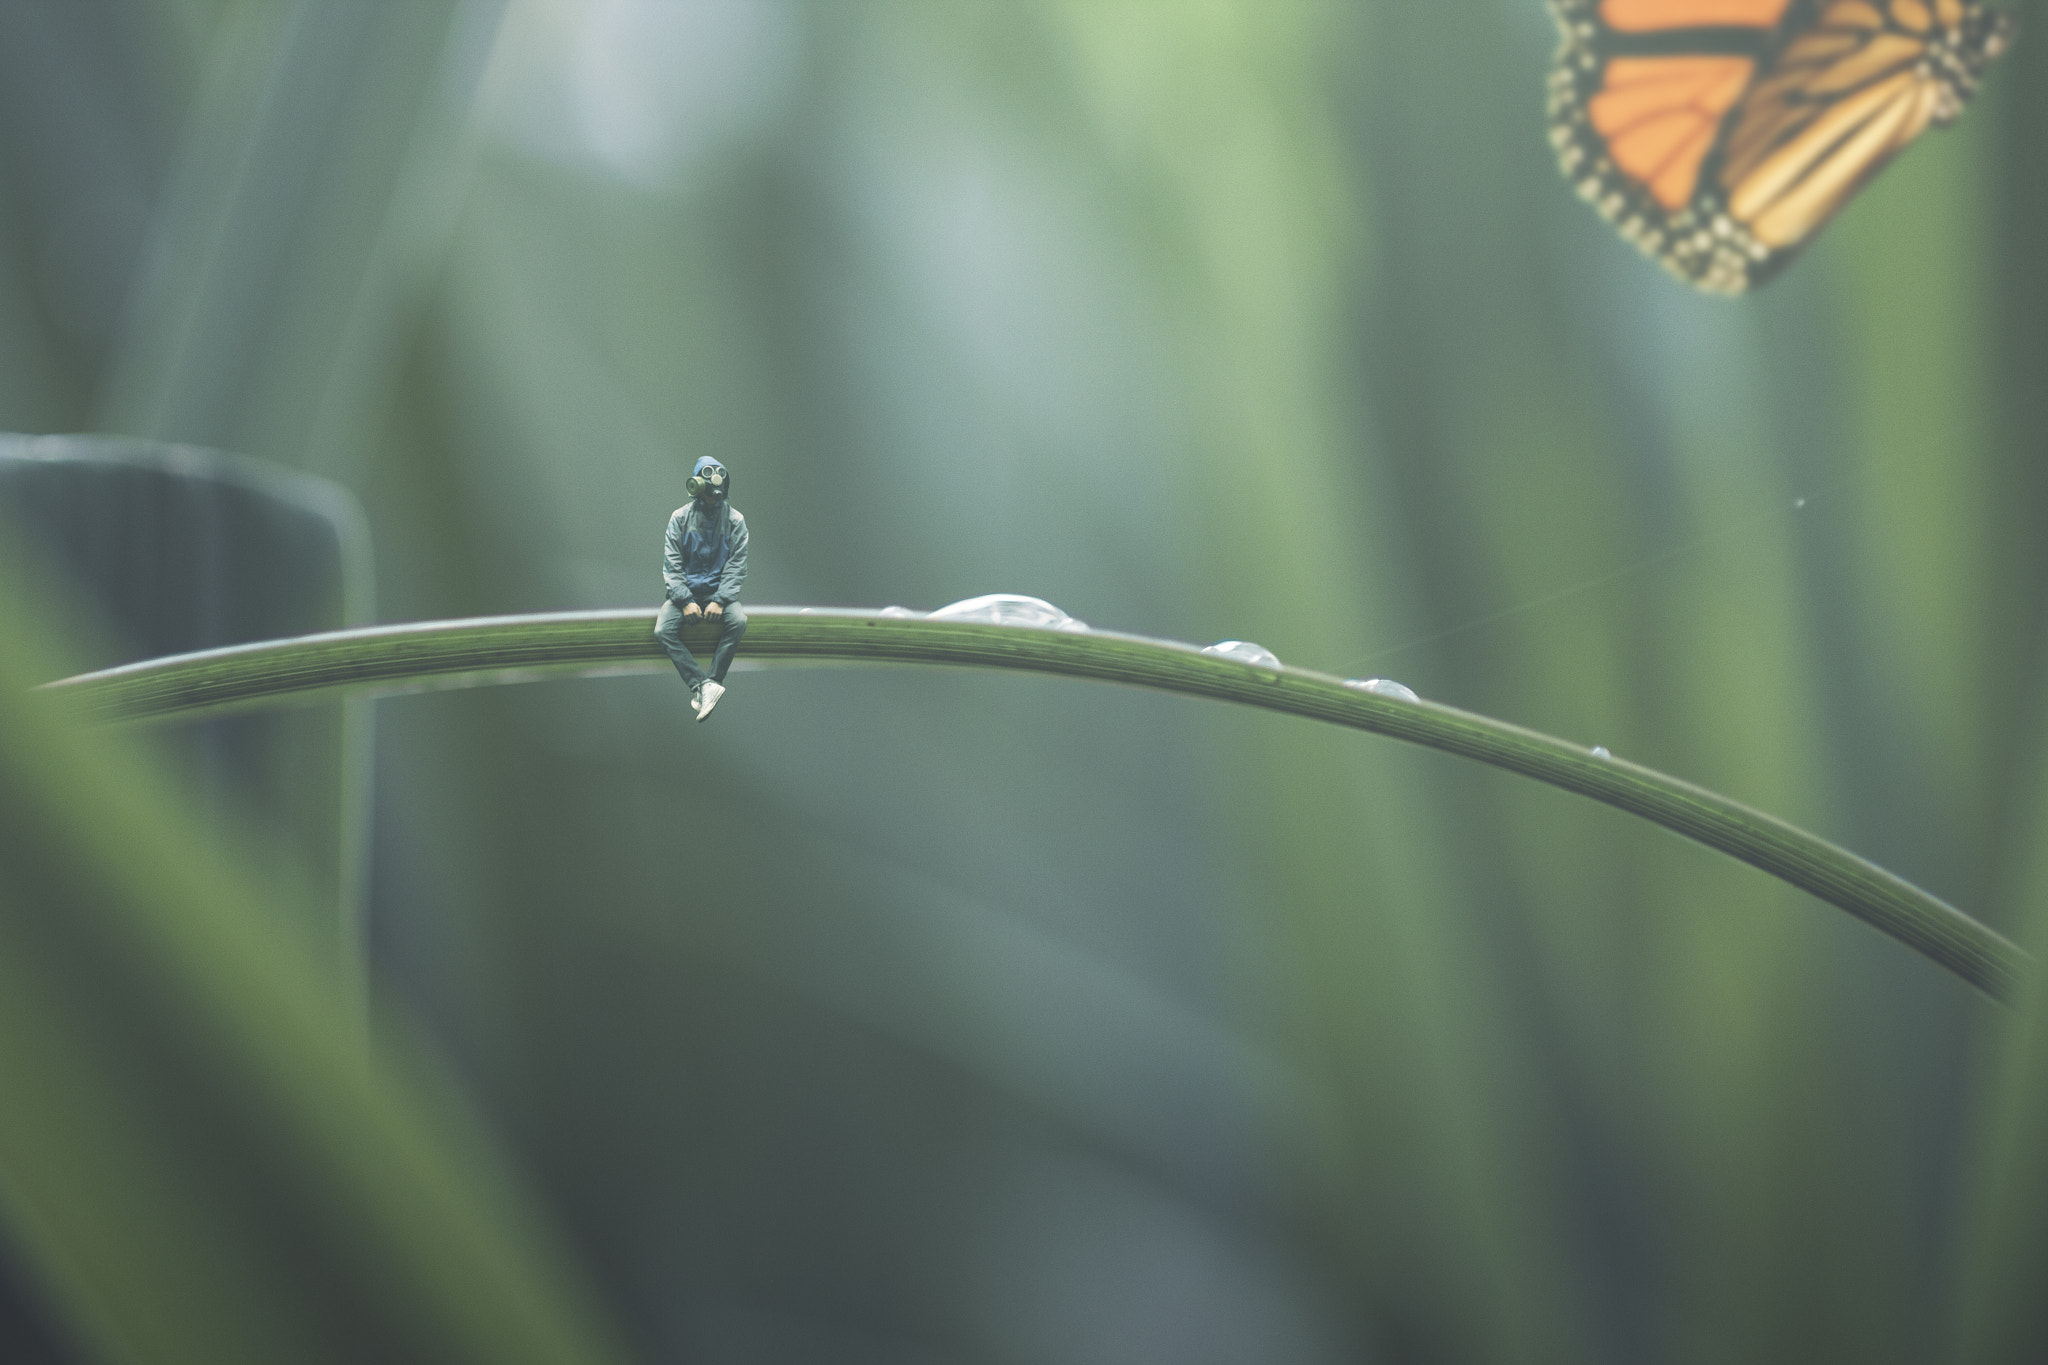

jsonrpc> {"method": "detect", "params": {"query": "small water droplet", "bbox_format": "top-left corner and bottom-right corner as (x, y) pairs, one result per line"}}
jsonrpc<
(1590, 745), (1611, 759)
(878, 605), (918, 618)
(1343, 677), (1419, 703)
(929, 593), (1085, 630)
(1793, 497), (1807, 510)
(1201, 640), (1282, 668)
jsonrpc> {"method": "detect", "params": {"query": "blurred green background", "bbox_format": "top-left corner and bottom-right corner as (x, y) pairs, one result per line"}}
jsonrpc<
(4, 1), (2048, 1361)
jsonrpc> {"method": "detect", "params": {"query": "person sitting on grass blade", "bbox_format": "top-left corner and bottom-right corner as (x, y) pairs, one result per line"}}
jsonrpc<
(655, 457), (748, 721)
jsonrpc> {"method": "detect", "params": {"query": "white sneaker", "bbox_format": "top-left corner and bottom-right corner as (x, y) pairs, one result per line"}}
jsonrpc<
(694, 679), (725, 721)
(687, 686), (702, 715)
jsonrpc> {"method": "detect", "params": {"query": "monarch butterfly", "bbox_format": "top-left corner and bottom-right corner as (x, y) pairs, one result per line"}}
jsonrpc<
(1547, 0), (2015, 292)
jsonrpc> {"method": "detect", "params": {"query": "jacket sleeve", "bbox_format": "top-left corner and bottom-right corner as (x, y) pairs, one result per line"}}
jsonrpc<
(714, 512), (748, 604)
(662, 510), (689, 603)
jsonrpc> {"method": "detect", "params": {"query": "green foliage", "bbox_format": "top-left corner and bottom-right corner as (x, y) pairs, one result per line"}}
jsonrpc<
(5, 0), (2048, 1361)
(0, 576), (629, 1364)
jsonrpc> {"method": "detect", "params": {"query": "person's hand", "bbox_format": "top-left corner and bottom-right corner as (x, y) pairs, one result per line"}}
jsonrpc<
(682, 600), (702, 620)
(705, 601), (724, 619)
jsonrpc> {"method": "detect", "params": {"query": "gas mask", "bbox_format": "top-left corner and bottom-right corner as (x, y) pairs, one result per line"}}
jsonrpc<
(686, 463), (729, 500)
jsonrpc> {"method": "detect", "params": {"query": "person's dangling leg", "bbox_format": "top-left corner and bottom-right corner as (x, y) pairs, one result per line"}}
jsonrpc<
(655, 600), (708, 689)
(709, 604), (748, 683)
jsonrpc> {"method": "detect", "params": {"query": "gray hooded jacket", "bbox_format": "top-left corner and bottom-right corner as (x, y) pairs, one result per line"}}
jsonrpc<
(663, 501), (748, 606)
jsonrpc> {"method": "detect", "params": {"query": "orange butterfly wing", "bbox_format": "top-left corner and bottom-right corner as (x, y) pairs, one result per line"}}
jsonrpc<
(1599, 0), (1794, 28)
(1587, 55), (1755, 209)
(1548, 0), (2014, 292)
(1714, 0), (1977, 246)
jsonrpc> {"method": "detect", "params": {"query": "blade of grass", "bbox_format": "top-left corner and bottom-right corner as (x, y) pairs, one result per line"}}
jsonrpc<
(40, 606), (2030, 1004)
(0, 596), (635, 1365)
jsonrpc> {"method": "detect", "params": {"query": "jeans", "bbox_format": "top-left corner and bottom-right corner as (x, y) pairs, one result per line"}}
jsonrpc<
(655, 598), (748, 688)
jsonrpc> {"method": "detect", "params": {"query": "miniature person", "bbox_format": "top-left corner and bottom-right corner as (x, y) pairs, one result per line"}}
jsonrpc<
(656, 457), (748, 720)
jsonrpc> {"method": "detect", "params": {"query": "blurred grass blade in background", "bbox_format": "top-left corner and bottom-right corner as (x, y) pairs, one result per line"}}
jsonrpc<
(0, 432), (375, 996)
(0, 564), (630, 1365)
(98, 0), (502, 485)
(1952, 18), (2048, 1362)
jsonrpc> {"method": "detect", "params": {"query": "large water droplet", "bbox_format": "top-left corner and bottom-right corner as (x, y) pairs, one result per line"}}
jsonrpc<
(1343, 677), (1419, 703)
(929, 593), (1085, 631)
(1202, 640), (1281, 668)
(878, 605), (919, 618)
(1590, 745), (1611, 759)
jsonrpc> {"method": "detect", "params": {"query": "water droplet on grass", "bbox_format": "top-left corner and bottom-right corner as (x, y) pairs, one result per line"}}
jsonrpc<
(1590, 745), (1611, 759)
(878, 605), (918, 618)
(1343, 677), (1419, 702)
(930, 594), (1084, 630)
(1202, 640), (1281, 668)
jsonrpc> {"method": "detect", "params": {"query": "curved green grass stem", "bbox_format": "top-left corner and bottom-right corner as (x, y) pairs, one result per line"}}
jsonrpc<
(39, 607), (2030, 1005)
